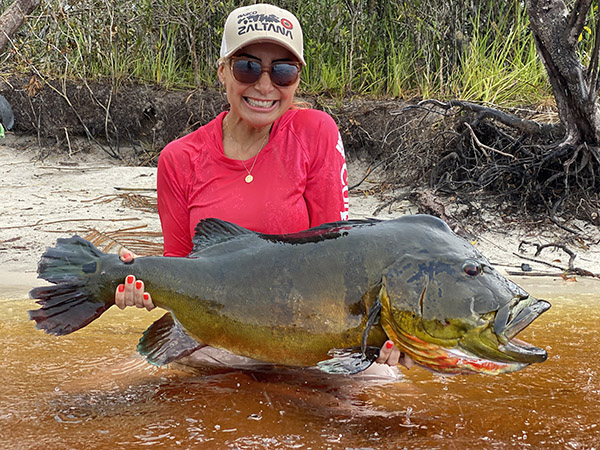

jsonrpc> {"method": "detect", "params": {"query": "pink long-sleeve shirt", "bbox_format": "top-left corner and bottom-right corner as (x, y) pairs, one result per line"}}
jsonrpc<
(157, 108), (348, 257)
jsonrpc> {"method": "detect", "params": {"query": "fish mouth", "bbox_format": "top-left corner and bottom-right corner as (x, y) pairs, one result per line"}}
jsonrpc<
(492, 297), (551, 364)
(384, 296), (551, 375)
(387, 332), (533, 375)
(427, 346), (530, 375)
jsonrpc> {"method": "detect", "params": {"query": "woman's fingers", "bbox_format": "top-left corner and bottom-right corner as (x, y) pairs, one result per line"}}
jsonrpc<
(119, 247), (137, 263)
(115, 283), (126, 309)
(124, 275), (136, 306)
(134, 279), (155, 310)
(115, 248), (155, 310)
(142, 291), (155, 311)
(377, 340), (400, 366)
(399, 352), (415, 369)
(114, 275), (137, 308)
(114, 275), (155, 310)
(376, 340), (414, 369)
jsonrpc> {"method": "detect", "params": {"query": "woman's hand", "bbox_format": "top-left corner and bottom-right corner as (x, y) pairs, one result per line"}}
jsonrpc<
(376, 340), (414, 369)
(114, 248), (155, 311)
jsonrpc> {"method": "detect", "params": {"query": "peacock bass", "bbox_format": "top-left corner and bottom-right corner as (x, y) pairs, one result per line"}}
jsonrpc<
(29, 215), (550, 375)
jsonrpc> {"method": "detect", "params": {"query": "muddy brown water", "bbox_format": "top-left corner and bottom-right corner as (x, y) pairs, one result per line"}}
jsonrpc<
(1, 279), (598, 449)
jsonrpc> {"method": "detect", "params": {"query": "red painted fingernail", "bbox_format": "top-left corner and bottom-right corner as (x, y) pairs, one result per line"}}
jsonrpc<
(122, 252), (132, 260)
(143, 293), (149, 301)
(126, 275), (134, 284)
(118, 284), (125, 293)
(386, 341), (394, 349)
(135, 281), (142, 289)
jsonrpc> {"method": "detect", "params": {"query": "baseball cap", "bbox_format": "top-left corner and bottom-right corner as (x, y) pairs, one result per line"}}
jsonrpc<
(220, 4), (305, 65)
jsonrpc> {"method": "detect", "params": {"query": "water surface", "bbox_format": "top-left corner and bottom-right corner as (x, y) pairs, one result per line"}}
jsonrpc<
(1, 281), (598, 449)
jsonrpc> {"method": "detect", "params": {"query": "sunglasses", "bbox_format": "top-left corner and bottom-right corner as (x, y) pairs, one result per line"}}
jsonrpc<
(229, 57), (301, 87)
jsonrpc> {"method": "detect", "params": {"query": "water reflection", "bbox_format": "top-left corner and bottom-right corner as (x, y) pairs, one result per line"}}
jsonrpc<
(1, 282), (599, 449)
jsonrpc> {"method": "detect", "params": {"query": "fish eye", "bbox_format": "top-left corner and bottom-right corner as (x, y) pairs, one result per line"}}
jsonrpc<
(462, 261), (481, 276)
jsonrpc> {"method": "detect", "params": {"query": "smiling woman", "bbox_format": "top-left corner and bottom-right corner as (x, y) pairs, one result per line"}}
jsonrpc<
(110, 4), (410, 374)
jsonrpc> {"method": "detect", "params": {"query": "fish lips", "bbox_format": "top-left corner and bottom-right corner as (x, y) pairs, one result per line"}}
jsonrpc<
(493, 297), (551, 364)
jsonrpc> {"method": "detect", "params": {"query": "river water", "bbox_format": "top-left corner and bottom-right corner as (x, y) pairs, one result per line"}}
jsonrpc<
(1, 279), (598, 449)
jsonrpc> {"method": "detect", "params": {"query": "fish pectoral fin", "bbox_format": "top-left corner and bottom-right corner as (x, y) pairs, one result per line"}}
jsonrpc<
(361, 298), (382, 352)
(316, 346), (380, 375)
(137, 313), (205, 366)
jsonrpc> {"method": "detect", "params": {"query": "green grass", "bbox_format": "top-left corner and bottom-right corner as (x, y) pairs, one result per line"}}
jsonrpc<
(0, 0), (571, 106)
(449, 7), (550, 106)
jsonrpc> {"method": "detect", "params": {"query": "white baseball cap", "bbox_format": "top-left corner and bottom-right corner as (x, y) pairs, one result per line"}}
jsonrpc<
(220, 4), (305, 65)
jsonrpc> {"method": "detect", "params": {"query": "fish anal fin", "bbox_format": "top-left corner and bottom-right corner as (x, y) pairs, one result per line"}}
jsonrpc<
(137, 313), (205, 366)
(316, 346), (380, 375)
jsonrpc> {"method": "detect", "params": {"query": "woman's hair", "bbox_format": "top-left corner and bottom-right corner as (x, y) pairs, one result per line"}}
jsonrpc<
(291, 99), (310, 109)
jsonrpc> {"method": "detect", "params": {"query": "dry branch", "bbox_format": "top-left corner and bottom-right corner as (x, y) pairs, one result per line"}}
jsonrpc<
(0, 217), (139, 230)
(414, 99), (558, 137)
(84, 228), (163, 256)
(517, 240), (599, 278)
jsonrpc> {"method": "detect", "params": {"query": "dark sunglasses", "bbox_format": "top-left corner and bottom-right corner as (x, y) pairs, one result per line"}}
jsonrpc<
(229, 57), (301, 87)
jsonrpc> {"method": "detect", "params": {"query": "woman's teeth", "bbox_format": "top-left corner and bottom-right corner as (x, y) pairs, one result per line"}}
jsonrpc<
(246, 98), (275, 108)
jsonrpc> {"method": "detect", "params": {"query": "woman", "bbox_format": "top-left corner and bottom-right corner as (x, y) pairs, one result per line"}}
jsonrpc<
(115, 3), (412, 373)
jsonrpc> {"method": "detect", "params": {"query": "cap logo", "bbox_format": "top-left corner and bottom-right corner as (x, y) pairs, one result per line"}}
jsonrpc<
(236, 11), (294, 40)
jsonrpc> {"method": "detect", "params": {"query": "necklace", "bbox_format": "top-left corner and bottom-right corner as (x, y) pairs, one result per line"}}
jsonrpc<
(222, 118), (270, 184)
(240, 133), (268, 183)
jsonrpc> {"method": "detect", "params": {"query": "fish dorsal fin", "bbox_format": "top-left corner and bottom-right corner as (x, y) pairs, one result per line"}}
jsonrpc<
(190, 218), (381, 255)
(191, 218), (255, 255)
(260, 218), (381, 245)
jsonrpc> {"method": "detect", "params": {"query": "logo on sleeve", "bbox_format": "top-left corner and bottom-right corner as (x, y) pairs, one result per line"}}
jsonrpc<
(336, 132), (349, 221)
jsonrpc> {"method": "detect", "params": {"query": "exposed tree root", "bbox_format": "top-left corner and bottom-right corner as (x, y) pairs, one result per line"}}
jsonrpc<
(393, 100), (600, 230)
(413, 99), (560, 138)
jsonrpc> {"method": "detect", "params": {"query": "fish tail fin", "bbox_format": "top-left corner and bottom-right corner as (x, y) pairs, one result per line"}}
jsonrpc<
(29, 236), (113, 335)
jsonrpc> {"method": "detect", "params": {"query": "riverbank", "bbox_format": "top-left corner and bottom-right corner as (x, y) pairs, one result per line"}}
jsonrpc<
(1, 133), (598, 299)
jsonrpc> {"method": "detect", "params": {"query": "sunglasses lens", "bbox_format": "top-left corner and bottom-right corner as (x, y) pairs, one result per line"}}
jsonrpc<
(231, 59), (300, 87)
(232, 59), (262, 84)
(271, 63), (300, 86)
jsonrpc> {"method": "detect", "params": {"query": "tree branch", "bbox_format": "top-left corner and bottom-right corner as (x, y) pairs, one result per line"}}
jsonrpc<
(589, 7), (600, 91)
(414, 99), (558, 137)
(0, 0), (40, 54)
(567, 0), (594, 44)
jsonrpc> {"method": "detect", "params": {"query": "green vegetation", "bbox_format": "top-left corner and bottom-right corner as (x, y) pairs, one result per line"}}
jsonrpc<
(2, 0), (587, 106)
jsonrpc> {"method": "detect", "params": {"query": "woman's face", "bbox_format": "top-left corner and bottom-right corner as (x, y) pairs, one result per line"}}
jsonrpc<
(218, 42), (301, 129)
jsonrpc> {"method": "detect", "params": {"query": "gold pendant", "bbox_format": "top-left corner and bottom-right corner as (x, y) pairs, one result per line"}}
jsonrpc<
(245, 174), (254, 183)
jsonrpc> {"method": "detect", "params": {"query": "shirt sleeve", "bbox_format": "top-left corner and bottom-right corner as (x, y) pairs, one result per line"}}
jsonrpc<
(303, 112), (349, 226)
(157, 144), (194, 257)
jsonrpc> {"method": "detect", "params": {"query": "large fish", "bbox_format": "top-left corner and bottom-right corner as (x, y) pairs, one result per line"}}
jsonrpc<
(29, 215), (550, 375)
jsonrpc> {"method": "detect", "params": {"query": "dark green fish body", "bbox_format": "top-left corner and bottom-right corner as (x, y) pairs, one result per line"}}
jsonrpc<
(30, 215), (550, 375)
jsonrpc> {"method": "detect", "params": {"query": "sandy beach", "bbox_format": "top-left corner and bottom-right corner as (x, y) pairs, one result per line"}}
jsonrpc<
(1, 133), (598, 299)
